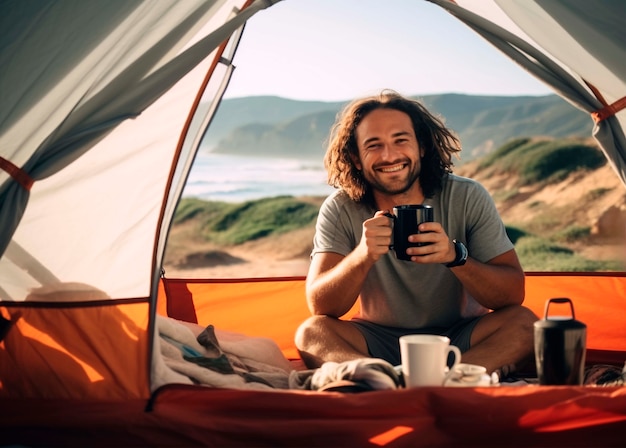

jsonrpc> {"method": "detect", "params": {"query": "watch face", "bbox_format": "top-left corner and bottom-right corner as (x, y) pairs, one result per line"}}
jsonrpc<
(458, 244), (468, 265)
(458, 241), (468, 264)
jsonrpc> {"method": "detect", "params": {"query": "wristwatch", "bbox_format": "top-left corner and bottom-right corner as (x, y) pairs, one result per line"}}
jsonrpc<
(446, 239), (468, 268)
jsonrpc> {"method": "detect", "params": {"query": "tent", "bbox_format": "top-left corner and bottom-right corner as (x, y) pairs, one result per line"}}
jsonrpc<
(1, 0), (625, 446)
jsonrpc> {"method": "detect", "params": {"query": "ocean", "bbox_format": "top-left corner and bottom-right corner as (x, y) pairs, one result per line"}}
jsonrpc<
(182, 152), (335, 202)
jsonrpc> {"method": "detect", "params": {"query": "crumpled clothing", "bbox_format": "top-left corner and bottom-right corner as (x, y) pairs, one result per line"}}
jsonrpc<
(584, 363), (626, 386)
(154, 316), (291, 391)
(290, 358), (401, 392)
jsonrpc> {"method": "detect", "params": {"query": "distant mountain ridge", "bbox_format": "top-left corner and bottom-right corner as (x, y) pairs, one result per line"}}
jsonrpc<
(202, 93), (591, 163)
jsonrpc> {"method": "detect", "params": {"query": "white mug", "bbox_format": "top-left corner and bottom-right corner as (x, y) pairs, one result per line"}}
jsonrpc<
(399, 334), (461, 387)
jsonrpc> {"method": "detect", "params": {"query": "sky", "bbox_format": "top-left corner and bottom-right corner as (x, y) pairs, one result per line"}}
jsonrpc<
(224, 0), (553, 101)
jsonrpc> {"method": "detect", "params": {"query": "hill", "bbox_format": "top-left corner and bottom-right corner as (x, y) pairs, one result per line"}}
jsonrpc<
(163, 137), (626, 278)
(201, 94), (591, 163)
(457, 137), (626, 271)
(200, 96), (345, 149)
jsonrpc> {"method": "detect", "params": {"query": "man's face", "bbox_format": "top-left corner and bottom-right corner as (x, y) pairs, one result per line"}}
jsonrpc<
(353, 108), (423, 196)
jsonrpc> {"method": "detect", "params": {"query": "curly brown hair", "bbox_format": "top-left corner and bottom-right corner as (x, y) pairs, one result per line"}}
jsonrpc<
(324, 90), (461, 206)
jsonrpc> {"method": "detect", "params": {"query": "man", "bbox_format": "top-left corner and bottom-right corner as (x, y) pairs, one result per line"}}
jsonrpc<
(295, 90), (537, 377)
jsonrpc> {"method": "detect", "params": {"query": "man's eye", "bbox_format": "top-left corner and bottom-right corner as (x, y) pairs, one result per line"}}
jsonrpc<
(366, 144), (381, 151)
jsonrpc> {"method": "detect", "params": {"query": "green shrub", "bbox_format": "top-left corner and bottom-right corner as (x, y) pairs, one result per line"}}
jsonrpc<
(478, 138), (530, 169)
(173, 198), (232, 224)
(518, 142), (605, 184)
(197, 195), (320, 244)
(505, 226), (528, 244)
(514, 235), (622, 271)
(515, 236), (573, 257)
(478, 138), (605, 186)
(586, 187), (613, 200)
(553, 225), (591, 243)
(487, 139), (553, 173)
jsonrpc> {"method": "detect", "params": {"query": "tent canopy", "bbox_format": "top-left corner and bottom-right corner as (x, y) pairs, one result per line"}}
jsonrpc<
(1, 1), (626, 446)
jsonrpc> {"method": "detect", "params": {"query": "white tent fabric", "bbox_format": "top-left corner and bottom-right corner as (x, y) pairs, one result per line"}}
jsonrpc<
(432, 0), (626, 186)
(0, 0), (279, 301)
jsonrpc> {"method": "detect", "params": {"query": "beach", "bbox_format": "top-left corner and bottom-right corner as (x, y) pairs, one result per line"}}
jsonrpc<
(163, 220), (316, 279)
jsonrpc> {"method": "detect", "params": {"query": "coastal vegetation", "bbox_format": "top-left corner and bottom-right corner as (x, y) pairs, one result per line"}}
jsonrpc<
(478, 137), (606, 185)
(167, 136), (625, 274)
(174, 196), (320, 245)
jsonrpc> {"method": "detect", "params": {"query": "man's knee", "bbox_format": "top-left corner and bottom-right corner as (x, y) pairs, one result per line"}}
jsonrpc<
(295, 315), (368, 358)
(495, 304), (538, 326)
(295, 315), (363, 368)
(474, 305), (538, 346)
(497, 305), (538, 349)
(514, 305), (540, 332)
(294, 315), (328, 351)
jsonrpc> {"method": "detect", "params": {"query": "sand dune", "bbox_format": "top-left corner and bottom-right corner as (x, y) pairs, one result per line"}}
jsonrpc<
(163, 224), (315, 278)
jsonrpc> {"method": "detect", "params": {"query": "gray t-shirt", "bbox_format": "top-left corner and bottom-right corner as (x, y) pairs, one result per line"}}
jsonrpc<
(312, 173), (514, 329)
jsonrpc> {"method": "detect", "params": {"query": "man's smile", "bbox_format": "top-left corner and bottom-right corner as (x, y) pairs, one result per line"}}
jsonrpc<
(377, 163), (407, 173)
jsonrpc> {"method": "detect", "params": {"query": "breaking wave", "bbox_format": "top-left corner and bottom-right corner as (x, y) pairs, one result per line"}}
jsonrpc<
(182, 152), (334, 202)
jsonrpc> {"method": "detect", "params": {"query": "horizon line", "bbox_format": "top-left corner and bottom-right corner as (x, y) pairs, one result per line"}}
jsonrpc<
(221, 91), (556, 102)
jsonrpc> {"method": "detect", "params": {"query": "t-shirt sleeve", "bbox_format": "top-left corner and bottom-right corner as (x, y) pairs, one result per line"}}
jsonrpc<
(311, 194), (358, 257)
(465, 181), (514, 263)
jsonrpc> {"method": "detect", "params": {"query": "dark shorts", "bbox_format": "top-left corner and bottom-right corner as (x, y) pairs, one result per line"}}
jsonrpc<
(350, 316), (482, 366)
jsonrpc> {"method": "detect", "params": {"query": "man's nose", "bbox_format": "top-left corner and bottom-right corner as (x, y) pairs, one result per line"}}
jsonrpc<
(380, 142), (397, 159)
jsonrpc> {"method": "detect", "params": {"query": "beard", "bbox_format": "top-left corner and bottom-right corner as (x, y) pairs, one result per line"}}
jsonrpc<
(361, 160), (421, 196)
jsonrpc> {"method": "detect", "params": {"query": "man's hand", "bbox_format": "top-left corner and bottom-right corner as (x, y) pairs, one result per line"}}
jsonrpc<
(357, 210), (393, 262)
(405, 221), (457, 264)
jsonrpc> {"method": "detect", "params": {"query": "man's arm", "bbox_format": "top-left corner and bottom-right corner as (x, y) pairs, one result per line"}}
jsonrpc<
(448, 249), (525, 310)
(306, 211), (392, 317)
(305, 252), (369, 317)
(406, 222), (525, 310)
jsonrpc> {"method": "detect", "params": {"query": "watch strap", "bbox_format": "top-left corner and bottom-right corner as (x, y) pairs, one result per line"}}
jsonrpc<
(446, 239), (468, 268)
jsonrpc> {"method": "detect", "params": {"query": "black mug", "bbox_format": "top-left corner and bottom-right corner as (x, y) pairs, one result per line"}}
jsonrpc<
(386, 204), (434, 261)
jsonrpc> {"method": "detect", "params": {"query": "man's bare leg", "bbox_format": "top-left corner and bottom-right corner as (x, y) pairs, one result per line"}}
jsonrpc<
(295, 315), (369, 368)
(460, 305), (538, 377)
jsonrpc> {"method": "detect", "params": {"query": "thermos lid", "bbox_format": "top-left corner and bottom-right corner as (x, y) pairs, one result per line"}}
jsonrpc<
(534, 297), (587, 330)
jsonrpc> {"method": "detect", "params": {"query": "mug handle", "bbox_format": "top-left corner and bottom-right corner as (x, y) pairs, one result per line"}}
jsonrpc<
(442, 345), (462, 385)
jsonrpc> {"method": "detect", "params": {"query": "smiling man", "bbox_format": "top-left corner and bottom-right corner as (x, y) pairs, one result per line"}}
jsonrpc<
(294, 90), (538, 378)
